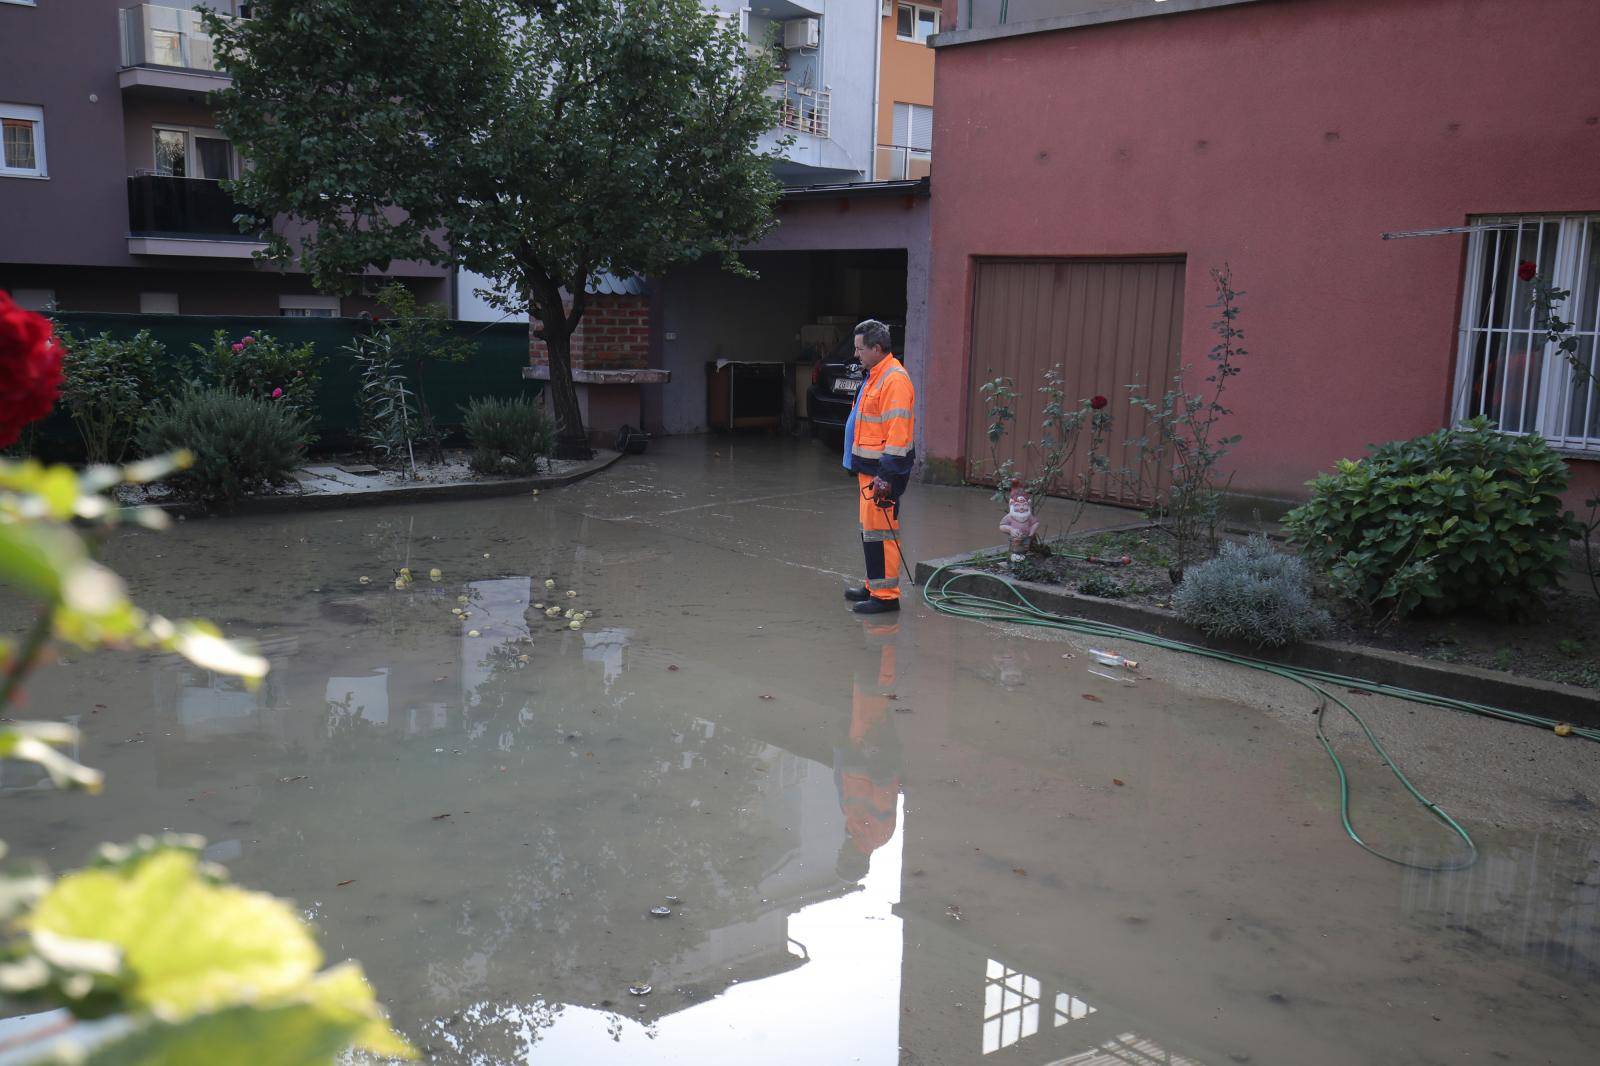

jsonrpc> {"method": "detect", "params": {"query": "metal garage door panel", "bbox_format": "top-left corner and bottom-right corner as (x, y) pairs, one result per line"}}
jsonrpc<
(966, 258), (1186, 508)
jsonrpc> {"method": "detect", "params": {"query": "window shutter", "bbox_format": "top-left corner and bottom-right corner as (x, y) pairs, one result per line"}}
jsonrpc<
(892, 102), (910, 146)
(909, 105), (933, 151)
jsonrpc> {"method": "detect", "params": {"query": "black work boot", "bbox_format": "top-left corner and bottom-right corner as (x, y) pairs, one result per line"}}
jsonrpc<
(844, 586), (872, 602)
(852, 598), (900, 615)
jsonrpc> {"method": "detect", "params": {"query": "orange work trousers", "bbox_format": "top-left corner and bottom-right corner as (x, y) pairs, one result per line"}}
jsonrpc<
(857, 474), (902, 601)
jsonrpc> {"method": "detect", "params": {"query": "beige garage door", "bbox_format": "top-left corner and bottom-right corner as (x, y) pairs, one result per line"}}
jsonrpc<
(965, 258), (1186, 507)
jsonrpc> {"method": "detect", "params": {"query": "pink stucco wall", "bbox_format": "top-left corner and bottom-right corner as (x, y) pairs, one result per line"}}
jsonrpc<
(926, 0), (1600, 504)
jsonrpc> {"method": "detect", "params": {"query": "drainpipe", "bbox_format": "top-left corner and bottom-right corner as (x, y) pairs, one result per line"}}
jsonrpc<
(870, 0), (883, 182)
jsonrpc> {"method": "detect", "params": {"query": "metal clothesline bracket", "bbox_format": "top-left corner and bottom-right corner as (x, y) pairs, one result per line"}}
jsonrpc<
(1380, 224), (1521, 241)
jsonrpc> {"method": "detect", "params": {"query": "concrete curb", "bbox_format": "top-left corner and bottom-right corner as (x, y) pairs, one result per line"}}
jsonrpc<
(158, 450), (624, 519)
(914, 548), (1600, 728)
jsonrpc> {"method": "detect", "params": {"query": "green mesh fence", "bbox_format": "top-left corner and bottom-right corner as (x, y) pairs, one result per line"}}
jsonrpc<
(29, 313), (538, 457)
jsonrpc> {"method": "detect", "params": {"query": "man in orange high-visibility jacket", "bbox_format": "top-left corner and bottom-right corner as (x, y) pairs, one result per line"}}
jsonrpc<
(844, 319), (915, 615)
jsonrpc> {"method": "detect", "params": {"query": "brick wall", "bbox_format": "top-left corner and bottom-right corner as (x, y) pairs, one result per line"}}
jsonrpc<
(528, 294), (651, 371)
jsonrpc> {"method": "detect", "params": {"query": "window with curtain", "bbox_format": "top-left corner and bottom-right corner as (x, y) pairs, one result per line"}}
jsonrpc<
(196, 136), (233, 180)
(1, 104), (45, 177)
(1454, 215), (1600, 452)
(153, 128), (188, 177)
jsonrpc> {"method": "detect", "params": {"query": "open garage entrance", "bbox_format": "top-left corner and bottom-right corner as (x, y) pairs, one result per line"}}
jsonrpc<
(642, 179), (931, 449)
(649, 248), (909, 437)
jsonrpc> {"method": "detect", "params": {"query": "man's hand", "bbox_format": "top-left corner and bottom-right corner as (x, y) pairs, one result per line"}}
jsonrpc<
(870, 477), (893, 506)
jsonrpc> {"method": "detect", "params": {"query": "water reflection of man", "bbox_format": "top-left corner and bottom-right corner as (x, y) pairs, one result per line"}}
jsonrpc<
(834, 618), (904, 883)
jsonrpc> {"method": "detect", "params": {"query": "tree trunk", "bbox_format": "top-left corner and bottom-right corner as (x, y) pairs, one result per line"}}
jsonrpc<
(531, 287), (593, 461)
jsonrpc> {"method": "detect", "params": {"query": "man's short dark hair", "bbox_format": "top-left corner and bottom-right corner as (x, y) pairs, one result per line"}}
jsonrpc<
(854, 319), (891, 353)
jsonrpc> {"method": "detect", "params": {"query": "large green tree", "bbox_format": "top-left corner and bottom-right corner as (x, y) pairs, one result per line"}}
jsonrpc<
(208, 0), (784, 458)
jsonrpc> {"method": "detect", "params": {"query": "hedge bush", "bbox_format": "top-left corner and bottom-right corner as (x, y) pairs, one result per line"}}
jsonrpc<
(461, 396), (553, 476)
(54, 328), (170, 464)
(1284, 418), (1579, 618)
(139, 386), (311, 509)
(1171, 536), (1330, 647)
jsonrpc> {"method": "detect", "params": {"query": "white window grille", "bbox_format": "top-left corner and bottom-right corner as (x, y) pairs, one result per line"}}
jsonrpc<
(1054, 990), (1097, 1028)
(0, 103), (46, 178)
(1453, 215), (1600, 453)
(982, 959), (1040, 1054)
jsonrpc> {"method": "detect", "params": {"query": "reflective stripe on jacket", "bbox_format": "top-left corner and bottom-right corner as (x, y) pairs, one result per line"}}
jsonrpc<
(850, 356), (915, 477)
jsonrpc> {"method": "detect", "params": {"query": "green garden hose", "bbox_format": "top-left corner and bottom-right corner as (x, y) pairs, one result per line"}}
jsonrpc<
(920, 562), (1600, 872)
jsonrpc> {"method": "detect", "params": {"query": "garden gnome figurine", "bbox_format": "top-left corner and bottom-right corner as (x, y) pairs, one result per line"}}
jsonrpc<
(999, 485), (1039, 564)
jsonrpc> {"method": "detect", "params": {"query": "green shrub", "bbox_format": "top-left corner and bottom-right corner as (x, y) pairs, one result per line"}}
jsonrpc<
(1284, 418), (1579, 618)
(1075, 572), (1126, 599)
(349, 331), (422, 468)
(55, 328), (169, 464)
(191, 329), (320, 411)
(462, 396), (554, 476)
(1171, 536), (1330, 647)
(139, 386), (311, 509)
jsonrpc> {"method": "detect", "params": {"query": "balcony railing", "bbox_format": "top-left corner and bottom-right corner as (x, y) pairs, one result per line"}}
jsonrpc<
(120, 4), (226, 73)
(772, 82), (830, 139)
(127, 175), (264, 240)
(875, 144), (932, 181)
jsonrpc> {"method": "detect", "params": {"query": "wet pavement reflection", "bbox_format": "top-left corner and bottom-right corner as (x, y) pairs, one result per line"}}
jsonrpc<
(3, 438), (1596, 1065)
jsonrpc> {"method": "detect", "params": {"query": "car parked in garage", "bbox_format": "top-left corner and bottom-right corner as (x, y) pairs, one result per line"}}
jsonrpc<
(806, 321), (906, 444)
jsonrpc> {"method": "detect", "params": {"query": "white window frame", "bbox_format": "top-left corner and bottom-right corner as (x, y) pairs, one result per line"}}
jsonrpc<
(896, 2), (940, 43)
(279, 295), (340, 318)
(1452, 214), (1600, 455)
(150, 124), (235, 180)
(0, 103), (46, 179)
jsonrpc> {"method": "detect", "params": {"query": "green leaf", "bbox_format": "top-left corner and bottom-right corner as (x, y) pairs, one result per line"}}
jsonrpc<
(80, 965), (414, 1065)
(0, 723), (104, 793)
(23, 848), (321, 1018)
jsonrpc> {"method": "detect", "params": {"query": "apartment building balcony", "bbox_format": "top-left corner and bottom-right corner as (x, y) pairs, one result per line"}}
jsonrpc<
(875, 144), (932, 181)
(126, 174), (268, 258)
(118, 4), (232, 97)
(772, 81), (830, 140)
(761, 0), (825, 15)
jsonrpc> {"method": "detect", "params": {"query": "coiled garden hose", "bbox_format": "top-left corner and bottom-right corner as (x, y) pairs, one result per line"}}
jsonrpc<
(920, 562), (1600, 873)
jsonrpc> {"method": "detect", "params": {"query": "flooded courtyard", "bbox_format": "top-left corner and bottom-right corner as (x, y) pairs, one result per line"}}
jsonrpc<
(3, 438), (1597, 1065)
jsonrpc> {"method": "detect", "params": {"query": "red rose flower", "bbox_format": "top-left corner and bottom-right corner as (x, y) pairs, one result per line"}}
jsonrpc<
(1517, 260), (1538, 282)
(0, 291), (65, 449)
(1090, 395), (1109, 410)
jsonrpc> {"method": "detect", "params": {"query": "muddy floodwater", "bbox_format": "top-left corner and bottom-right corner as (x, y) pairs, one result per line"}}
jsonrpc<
(3, 439), (1597, 1065)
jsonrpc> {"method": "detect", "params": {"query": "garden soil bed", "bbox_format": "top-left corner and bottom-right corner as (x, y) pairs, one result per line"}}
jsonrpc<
(972, 525), (1600, 693)
(112, 447), (618, 516)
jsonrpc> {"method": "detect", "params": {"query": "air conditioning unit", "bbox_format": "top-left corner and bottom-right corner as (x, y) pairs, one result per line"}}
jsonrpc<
(783, 18), (819, 50)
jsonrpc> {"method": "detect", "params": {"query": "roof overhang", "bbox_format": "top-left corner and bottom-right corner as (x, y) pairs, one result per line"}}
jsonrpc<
(932, 0), (1273, 49)
(779, 177), (931, 203)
